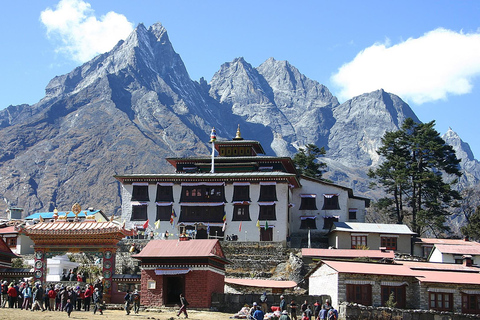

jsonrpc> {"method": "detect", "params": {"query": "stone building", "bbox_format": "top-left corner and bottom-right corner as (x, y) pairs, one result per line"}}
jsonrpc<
(307, 259), (480, 314)
(132, 238), (229, 307)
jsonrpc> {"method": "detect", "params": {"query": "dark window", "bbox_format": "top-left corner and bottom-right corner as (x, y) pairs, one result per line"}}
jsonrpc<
(299, 197), (317, 210)
(181, 186), (225, 202)
(462, 293), (480, 314)
(349, 210), (357, 220)
(6, 237), (16, 247)
(258, 205), (276, 220)
(156, 205), (172, 221)
(323, 216), (338, 229)
(131, 185), (149, 201)
(300, 217), (317, 229)
(429, 292), (453, 311)
(346, 284), (372, 306)
(322, 194), (340, 210)
(381, 237), (397, 250)
(351, 235), (367, 249)
(156, 185), (173, 202)
(131, 205), (148, 221)
(232, 186), (250, 202)
(258, 185), (277, 201)
(179, 206), (224, 223)
(381, 286), (406, 309)
(260, 228), (273, 241)
(232, 205), (251, 221)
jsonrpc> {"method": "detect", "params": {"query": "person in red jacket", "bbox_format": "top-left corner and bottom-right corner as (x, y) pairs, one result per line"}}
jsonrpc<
(7, 283), (17, 308)
(48, 285), (57, 311)
(83, 285), (92, 311)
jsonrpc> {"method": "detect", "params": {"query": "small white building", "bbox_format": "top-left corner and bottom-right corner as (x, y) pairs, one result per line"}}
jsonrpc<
(27, 255), (79, 282)
(428, 244), (480, 265)
(0, 226), (34, 255)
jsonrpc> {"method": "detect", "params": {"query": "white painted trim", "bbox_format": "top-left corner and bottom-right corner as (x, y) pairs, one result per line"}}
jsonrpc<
(345, 280), (375, 285)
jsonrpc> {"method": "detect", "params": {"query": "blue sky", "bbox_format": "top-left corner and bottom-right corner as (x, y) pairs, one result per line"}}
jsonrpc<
(2, 0), (480, 158)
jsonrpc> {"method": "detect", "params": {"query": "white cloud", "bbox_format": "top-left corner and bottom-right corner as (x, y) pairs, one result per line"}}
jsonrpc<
(40, 0), (134, 62)
(331, 28), (480, 104)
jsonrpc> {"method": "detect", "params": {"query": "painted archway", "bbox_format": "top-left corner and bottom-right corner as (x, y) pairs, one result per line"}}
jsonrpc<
(17, 209), (135, 302)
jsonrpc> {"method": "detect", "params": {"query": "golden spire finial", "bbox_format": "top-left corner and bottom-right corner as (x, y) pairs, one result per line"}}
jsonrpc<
(233, 124), (243, 140)
(53, 207), (59, 220)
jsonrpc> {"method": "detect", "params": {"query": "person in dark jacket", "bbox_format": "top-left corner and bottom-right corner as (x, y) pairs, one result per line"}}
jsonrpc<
(32, 284), (45, 311)
(63, 299), (74, 317)
(176, 293), (189, 318)
(92, 288), (103, 315)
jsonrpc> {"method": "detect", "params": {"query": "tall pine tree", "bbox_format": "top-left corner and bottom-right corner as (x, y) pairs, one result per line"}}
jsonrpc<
(293, 144), (327, 179)
(369, 118), (462, 236)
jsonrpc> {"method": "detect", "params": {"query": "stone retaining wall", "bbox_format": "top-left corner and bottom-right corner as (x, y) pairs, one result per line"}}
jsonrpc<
(340, 302), (480, 320)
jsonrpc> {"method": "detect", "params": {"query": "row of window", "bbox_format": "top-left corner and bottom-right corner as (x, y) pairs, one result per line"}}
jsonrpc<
(350, 236), (398, 250)
(132, 185), (277, 203)
(347, 284), (479, 313)
(132, 185), (342, 210)
(131, 204), (277, 222)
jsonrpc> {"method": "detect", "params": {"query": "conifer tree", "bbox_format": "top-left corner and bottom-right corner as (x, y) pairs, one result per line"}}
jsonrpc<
(369, 118), (462, 235)
(293, 144), (327, 179)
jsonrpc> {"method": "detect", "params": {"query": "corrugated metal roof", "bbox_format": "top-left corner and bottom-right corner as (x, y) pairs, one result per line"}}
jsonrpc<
(434, 244), (480, 255)
(25, 210), (102, 220)
(400, 261), (480, 272)
(332, 222), (416, 235)
(0, 226), (17, 234)
(319, 260), (480, 286)
(115, 172), (296, 178)
(225, 278), (297, 288)
(416, 238), (480, 245)
(302, 248), (395, 259)
(133, 239), (224, 259)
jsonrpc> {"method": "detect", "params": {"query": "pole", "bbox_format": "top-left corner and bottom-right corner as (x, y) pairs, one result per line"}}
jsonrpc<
(210, 140), (215, 173)
(308, 228), (311, 248)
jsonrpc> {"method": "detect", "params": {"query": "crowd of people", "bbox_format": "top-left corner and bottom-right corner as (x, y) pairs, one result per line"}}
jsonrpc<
(237, 294), (338, 320)
(0, 278), (106, 317)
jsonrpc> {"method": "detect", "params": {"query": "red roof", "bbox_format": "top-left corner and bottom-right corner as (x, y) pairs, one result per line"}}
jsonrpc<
(302, 248), (394, 259)
(19, 221), (135, 236)
(225, 278), (297, 288)
(133, 239), (226, 259)
(0, 226), (17, 235)
(322, 260), (416, 277)
(318, 260), (480, 286)
(400, 260), (480, 272)
(434, 244), (480, 255)
(416, 238), (480, 246)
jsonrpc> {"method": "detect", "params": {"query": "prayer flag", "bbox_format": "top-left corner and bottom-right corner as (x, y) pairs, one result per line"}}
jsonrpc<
(210, 127), (217, 142)
(222, 221), (226, 232)
(143, 219), (149, 229)
(239, 221), (242, 232)
(264, 220), (268, 230)
(223, 212), (226, 222)
(207, 223), (210, 234)
(170, 210), (174, 225)
(256, 220), (260, 229)
(154, 220), (161, 229)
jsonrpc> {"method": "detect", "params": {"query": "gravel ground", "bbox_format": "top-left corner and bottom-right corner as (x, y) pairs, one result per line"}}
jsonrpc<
(0, 307), (232, 320)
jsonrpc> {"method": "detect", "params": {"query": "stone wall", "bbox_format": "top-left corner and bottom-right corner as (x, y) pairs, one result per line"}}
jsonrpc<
(211, 293), (331, 313)
(340, 302), (480, 320)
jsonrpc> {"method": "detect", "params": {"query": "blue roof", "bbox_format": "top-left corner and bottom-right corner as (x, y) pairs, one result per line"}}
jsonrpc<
(25, 210), (102, 220)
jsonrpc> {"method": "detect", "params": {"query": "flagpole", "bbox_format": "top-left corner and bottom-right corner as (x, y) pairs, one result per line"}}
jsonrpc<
(210, 127), (216, 173)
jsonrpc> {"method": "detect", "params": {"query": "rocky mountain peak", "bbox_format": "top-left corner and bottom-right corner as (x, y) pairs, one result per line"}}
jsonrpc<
(443, 127), (475, 162)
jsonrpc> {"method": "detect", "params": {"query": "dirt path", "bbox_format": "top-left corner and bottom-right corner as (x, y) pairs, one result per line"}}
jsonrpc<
(0, 307), (232, 320)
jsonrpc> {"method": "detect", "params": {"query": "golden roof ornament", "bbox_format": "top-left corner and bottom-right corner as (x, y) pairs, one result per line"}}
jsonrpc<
(72, 203), (81, 221)
(53, 207), (59, 220)
(233, 124), (243, 140)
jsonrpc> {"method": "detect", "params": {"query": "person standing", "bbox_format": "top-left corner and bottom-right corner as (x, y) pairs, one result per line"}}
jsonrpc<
(132, 289), (141, 314)
(48, 285), (56, 311)
(177, 293), (189, 318)
(279, 295), (286, 312)
(32, 284), (45, 311)
(326, 306), (337, 320)
(260, 292), (268, 314)
(92, 288), (103, 315)
(22, 283), (32, 310)
(124, 290), (132, 315)
(289, 300), (297, 320)
(1, 281), (8, 308)
(7, 283), (17, 308)
(318, 305), (328, 320)
(83, 285), (92, 311)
